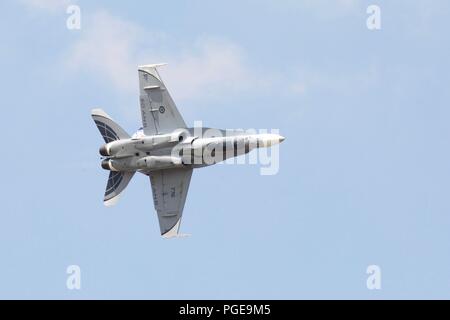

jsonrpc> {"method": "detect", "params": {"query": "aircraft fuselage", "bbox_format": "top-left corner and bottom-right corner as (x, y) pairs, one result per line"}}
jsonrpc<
(99, 127), (284, 174)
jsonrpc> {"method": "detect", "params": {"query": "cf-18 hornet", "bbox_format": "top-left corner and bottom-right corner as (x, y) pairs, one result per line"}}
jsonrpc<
(92, 64), (285, 238)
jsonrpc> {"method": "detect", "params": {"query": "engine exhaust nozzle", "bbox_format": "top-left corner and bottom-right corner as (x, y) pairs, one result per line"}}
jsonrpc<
(101, 159), (112, 171)
(99, 144), (110, 157)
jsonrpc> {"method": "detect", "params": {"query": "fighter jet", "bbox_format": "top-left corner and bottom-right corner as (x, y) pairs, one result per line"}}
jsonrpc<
(92, 64), (285, 238)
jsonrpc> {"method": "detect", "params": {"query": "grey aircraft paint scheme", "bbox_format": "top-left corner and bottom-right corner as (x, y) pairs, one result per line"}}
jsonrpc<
(92, 64), (285, 238)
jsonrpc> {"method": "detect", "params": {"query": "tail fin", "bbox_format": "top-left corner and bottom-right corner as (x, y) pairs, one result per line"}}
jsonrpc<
(91, 109), (130, 143)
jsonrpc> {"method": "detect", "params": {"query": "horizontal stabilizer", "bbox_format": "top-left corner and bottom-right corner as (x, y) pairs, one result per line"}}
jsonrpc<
(91, 108), (130, 143)
(104, 171), (135, 206)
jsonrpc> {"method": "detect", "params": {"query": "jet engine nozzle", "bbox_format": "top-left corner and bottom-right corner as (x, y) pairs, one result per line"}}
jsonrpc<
(99, 144), (110, 157)
(101, 159), (111, 170)
(101, 159), (119, 171)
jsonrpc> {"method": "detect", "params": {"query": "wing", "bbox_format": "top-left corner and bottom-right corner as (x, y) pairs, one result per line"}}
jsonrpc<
(138, 64), (186, 136)
(149, 168), (193, 238)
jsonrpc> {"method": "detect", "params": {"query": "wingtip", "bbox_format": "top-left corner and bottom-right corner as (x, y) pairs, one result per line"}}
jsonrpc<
(161, 219), (181, 239)
(162, 233), (191, 239)
(138, 63), (168, 70)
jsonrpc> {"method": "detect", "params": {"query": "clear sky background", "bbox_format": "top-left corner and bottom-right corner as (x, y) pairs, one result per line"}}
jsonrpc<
(1, 0), (450, 299)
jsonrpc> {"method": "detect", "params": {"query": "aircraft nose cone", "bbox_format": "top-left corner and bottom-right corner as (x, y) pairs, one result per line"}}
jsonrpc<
(256, 134), (285, 147)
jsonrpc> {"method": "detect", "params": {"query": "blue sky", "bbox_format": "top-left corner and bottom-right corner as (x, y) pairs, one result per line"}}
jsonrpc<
(1, 0), (450, 299)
